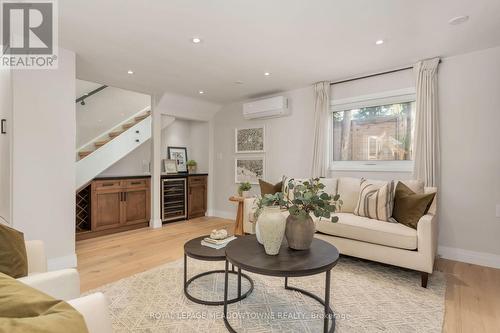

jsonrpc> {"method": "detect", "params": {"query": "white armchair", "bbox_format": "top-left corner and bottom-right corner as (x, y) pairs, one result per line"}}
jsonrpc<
(17, 240), (113, 333)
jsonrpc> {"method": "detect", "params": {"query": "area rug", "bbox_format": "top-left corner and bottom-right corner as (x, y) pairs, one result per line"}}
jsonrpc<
(85, 256), (445, 332)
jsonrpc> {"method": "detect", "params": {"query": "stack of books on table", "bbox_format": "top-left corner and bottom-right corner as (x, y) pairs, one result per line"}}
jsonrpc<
(201, 235), (237, 249)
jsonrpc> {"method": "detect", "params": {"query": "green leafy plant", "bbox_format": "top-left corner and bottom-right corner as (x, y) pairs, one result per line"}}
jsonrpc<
(238, 182), (252, 195)
(186, 160), (197, 167)
(253, 192), (287, 220)
(287, 178), (342, 223)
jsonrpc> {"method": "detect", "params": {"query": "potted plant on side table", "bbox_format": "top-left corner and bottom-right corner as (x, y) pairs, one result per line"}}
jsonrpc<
(237, 182), (252, 198)
(186, 160), (197, 173)
(285, 178), (342, 250)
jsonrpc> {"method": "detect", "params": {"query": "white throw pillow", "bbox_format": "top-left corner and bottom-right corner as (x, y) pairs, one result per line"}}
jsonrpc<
(337, 177), (361, 213)
(353, 178), (395, 222)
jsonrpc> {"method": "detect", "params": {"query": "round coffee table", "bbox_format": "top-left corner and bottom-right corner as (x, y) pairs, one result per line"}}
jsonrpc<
(223, 235), (339, 333)
(183, 235), (254, 306)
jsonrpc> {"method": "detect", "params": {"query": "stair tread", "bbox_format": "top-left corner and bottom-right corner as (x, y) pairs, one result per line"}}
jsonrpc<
(79, 151), (93, 158)
(122, 122), (136, 129)
(134, 113), (150, 121)
(94, 139), (110, 147)
(109, 130), (124, 137)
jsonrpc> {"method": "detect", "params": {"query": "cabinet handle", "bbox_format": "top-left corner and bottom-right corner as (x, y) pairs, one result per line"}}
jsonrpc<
(1, 119), (6, 134)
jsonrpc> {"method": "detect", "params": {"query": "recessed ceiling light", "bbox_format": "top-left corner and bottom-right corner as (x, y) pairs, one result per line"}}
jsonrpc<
(448, 15), (469, 25)
(191, 37), (202, 44)
(127, 70), (134, 74)
(264, 72), (271, 76)
(234, 80), (244, 84)
(198, 90), (204, 94)
(375, 39), (384, 45)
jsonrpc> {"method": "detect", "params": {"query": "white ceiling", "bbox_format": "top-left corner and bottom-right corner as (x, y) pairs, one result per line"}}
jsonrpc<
(60, 0), (500, 103)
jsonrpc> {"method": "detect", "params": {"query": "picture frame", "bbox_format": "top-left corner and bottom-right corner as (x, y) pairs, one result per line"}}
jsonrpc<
(163, 159), (178, 174)
(234, 156), (265, 184)
(167, 146), (188, 173)
(235, 126), (265, 153)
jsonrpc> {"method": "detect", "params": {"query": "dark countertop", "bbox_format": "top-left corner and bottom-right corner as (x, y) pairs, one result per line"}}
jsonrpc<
(94, 173), (208, 181)
(161, 173), (208, 178)
(94, 175), (151, 181)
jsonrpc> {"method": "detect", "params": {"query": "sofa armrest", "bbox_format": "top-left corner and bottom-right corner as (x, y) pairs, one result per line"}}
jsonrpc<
(243, 197), (257, 234)
(25, 240), (47, 274)
(17, 268), (80, 301)
(416, 213), (438, 273)
(68, 293), (113, 333)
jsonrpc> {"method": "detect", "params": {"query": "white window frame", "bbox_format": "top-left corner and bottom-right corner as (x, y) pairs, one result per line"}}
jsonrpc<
(329, 88), (416, 172)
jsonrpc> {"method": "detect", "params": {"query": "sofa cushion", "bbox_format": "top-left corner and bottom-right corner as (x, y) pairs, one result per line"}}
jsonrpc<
(316, 213), (417, 250)
(354, 179), (395, 222)
(337, 177), (361, 213)
(392, 182), (436, 229)
(0, 223), (28, 278)
(0, 272), (89, 333)
(319, 178), (337, 197)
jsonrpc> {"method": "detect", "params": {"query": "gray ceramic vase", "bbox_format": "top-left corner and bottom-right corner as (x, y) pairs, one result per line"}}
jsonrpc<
(285, 214), (315, 250)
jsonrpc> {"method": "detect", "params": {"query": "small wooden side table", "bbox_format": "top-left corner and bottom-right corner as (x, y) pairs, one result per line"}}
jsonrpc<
(229, 196), (246, 236)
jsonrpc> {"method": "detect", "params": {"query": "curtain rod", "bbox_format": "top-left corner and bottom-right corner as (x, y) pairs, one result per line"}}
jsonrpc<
(329, 59), (442, 85)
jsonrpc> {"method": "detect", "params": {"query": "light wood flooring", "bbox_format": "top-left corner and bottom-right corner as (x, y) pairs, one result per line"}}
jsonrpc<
(76, 217), (500, 333)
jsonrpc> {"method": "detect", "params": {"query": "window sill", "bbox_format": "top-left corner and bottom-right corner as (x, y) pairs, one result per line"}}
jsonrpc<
(329, 161), (413, 173)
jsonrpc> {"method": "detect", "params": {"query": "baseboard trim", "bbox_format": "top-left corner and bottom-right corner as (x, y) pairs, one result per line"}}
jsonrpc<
(47, 253), (78, 271)
(211, 210), (235, 220)
(438, 246), (500, 269)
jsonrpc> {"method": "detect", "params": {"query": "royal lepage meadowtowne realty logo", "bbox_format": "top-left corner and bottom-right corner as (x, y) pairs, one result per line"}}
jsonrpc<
(1, 0), (58, 69)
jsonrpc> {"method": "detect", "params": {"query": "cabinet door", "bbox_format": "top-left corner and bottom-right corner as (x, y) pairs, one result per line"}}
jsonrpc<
(123, 188), (150, 225)
(188, 183), (207, 219)
(92, 190), (123, 231)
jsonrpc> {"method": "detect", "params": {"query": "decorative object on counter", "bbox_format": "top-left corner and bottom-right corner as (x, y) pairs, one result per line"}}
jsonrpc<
(167, 146), (188, 173)
(237, 181), (252, 198)
(186, 160), (197, 174)
(235, 156), (264, 184)
(285, 178), (342, 250)
(163, 159), (178, 174)
(209, 228), (228, 240)
(235, 126), (265, 153)
(255, 193), (287, 254)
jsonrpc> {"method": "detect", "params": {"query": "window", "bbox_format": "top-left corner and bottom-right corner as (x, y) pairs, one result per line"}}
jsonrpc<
(330, 89), (415, 172)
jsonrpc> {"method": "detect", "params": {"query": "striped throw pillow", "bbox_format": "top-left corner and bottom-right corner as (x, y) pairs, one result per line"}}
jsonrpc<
(354, 178), (395, 221)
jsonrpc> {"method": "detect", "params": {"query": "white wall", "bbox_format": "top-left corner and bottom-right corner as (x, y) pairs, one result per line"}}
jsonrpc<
(99, 118), (210, 176)
(212, 46), (500, 265)
(11, 48), (77, 269)
(213, 86), (315, 217)
(76, 80), (150, 147)
(0, 68), (12, 225)
(437, 46), (500, 261)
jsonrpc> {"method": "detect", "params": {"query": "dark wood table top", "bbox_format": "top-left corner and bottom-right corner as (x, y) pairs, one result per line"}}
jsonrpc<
(184, 235), (233, 261)
(225, 235), (339, 277)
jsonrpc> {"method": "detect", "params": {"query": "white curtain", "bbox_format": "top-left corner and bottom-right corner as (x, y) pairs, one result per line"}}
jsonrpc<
(311, 81), (330, 178)
(413, 58), (440, 186)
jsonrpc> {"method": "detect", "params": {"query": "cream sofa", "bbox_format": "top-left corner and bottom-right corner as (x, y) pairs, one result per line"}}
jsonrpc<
(243, 177), (438, 287)
(16, 240), (113, 333)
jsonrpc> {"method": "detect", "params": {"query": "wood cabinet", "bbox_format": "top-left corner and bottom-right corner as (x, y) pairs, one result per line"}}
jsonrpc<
(160, 174), (208, 222)
(76, 177), (150, 240)
(187, 176), (207, 219)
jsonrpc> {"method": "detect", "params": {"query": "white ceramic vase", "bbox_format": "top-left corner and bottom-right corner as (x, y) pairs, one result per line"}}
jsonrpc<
(257, 206), (286, 255)
(241, 191), (250, 198)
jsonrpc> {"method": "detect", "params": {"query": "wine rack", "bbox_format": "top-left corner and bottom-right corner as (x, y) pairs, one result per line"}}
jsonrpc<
(161, 178), (187, 222)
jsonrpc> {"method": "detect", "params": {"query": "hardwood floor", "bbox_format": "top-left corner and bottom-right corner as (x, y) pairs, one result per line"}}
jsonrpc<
(76, 217), (500, 332)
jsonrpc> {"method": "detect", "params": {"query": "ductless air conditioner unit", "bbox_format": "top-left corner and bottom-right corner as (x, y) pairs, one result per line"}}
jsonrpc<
(243, 96), (289, 120)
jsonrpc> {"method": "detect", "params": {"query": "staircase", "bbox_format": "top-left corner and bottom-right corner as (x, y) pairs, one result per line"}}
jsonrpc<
(76, 107), (153, 189)
(78, 110), (151, 159)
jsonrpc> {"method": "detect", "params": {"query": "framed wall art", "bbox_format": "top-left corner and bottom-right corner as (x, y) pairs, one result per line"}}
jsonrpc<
(167, 146), (188, 173)
(234, 156), (265, 184)
(235, 126), (265, 153)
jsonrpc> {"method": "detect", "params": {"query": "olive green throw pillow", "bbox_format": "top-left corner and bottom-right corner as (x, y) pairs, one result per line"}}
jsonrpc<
(0, 224), (28, 278)
(0, 272), (89, 333)
(258, 179), (282, 196)
(392, 182), (436, 229)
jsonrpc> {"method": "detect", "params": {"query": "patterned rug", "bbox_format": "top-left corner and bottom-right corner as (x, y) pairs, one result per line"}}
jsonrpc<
(85, 256), (445, 332)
